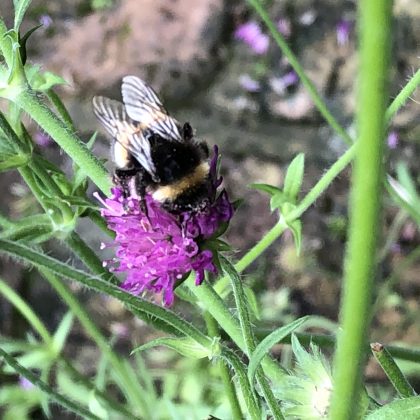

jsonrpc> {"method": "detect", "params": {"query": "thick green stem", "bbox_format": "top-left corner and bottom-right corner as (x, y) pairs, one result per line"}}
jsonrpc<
(329, 1), (392, 418)
(13, 89), (111, 194)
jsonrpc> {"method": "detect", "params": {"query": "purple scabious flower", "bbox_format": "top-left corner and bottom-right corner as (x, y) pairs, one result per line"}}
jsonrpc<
(234, 21), (270, 55)
(387, 130), (399, 149)
(96, 147), (233, 306)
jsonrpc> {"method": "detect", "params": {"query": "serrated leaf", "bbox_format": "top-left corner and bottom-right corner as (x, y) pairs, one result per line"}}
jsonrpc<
(247, 316), (309, 386)
(132, 337), (214, 360)
(289, 219), (302, 256)
(249, 183), (282, 197)
(283, 153), (305, 203)
(366, 396), (420, 420)
(270, 191), (287, 211)
(52, 312), (73, 354)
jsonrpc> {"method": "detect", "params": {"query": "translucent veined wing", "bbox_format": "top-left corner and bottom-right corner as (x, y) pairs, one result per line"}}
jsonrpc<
(92, 96), (157, 178)
(121, 75), (182, 141)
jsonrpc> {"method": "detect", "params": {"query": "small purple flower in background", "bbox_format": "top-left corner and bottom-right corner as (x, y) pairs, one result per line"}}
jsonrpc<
(269, 71), (299, 95)
(336, 19), (352, 47)
(234, 21), (270, 55)
(239, 74), (261, 92)
(34, 130), (53, 147)
(387, 130), (399, 149)
(39, 14), (53, 28)
(96, 147), (233, 306)
(277, 18), (291, 38)
(19, 376), (34, 390)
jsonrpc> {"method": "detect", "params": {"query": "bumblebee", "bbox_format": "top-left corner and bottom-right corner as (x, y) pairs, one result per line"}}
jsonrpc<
(93, 76), (210, 213)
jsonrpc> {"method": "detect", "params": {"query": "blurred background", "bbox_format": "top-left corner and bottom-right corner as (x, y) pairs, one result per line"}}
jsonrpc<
(0, 0), (419, 413)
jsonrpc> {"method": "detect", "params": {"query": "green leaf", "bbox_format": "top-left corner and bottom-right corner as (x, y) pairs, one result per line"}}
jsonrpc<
(132, 337), (217, 360)
(52, 312), (73, 354)
(13, 0), (33, 31)
(249, 183), (282, 197)
(248, 316), (309, 386)
(366, 396), (420, 420)
(288, 219), (302, 256)
(88, 392), (109, 420)
(31, 71), (68, 92)
(270, 191), (287, 211)
(283, 153), (305, 203)
(18, 24), (42, 65)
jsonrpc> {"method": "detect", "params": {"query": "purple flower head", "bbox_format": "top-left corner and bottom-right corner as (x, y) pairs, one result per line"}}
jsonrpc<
(234, 21), (270, 55)
(277, 18), (291, 38)
(336, 19), (352, 47)
(96, 147), (233, 306)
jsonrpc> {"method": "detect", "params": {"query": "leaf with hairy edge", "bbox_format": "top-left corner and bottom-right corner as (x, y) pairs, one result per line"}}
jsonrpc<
(248, 316), (309, 386)
(366, 396), (420, 420)
(283, 153), (305, 203)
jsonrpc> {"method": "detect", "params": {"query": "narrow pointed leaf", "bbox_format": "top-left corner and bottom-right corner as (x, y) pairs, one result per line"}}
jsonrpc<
(366, 396), (420, 420)
(249, 183), (282, 196)
(283, 153), (305, 203)
(248, 316), (309, 386)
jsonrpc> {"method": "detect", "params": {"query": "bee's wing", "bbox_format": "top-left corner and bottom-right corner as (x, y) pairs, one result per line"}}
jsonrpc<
(121, 75), (183, 141)
(92, 96), (157, 177)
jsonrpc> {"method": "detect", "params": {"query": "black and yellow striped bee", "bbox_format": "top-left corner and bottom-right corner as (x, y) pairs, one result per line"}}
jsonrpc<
(93, 76), (210, 213)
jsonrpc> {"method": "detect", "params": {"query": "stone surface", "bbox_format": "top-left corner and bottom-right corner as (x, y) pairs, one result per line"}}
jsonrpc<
(36, 0), (229, 98)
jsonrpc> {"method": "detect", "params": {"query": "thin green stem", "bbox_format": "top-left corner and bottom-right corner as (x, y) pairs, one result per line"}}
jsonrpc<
(204, 312), (243, 420)
(221, 257), (284, 420)
(385, 69), (420, 123)
(248, 0), (353, 146)
(13, 89), (111, 194)
(0, 278), (52, 345)
(65, 231), (119, 285)
(330, 1), (392, 418)
(38, 268), (149, 417)
(0, 348), (100, 420)
(59, 356), (138, 419)
(371, 342), (416, 398)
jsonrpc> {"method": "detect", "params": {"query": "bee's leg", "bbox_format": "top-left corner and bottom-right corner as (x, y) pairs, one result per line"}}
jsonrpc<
(114, 168), (137, 200)
(133, 170), (150, 220)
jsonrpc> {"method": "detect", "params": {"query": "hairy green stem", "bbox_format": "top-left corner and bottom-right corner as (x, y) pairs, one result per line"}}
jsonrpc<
(330, 1), (392, 418)
(371, 342), (416, 398)
(221, 257), (284, 419)
(65, 231), (118, 285)
(385, 69), (420, 123)
(13, 89), (111, 194)
(204, 312), (243, 420)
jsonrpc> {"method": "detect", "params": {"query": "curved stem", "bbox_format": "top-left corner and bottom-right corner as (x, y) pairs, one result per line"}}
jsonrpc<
(329, 1), (392, 418)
